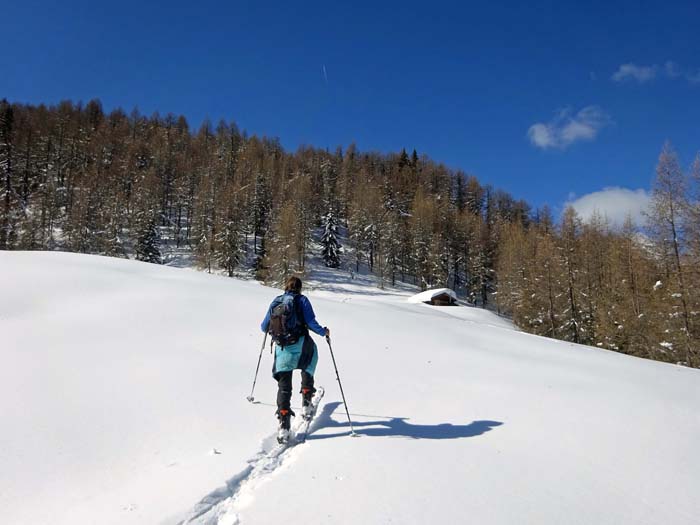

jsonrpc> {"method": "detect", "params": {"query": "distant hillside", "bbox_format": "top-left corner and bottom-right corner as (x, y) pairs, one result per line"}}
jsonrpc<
(0, 99), (698, 366)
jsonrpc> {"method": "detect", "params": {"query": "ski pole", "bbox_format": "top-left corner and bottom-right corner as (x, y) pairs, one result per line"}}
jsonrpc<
(326, 334), (357, 436)
(247, 331), (267, 403)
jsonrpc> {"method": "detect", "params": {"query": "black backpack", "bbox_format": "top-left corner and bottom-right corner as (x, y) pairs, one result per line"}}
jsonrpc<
(268, 293), (305, 346)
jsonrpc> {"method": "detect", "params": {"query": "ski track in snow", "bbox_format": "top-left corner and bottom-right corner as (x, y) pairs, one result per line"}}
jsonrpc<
(6, 253), (700, 525)
(181, 399), (326, 525)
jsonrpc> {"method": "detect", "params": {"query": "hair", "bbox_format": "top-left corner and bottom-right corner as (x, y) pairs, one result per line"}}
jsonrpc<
(284, 275), (303, 294)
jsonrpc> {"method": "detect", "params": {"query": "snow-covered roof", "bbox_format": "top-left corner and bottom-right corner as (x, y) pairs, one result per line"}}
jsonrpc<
(407, 288), (457, 304)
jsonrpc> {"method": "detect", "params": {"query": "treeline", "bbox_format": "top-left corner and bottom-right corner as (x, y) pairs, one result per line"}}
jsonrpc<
(0, 98), (526, 298)
(498, 145), (700, 367)
(0, 99), (697, 366)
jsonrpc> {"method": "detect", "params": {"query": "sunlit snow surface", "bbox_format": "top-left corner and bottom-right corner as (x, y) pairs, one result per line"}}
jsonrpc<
(1, 252), (699, 525)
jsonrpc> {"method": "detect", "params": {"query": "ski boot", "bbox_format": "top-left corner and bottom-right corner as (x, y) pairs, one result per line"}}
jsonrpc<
(301, 387), (316, 420)
(276, 408), (294, 444)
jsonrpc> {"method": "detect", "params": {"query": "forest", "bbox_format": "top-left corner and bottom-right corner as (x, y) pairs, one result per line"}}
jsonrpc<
(1, 98), (698, 367)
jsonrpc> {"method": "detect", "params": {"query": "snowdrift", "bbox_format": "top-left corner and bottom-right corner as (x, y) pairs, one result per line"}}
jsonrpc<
(1, 251), (699, 525)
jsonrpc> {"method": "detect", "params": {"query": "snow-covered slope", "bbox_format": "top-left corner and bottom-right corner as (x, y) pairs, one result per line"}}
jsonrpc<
(1, 252), (699, 525)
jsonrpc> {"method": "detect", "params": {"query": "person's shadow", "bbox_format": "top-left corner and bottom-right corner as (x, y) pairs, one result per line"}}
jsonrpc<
(307, 402), (504, 440)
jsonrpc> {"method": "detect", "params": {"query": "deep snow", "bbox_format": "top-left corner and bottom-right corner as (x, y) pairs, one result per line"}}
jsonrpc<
(1, 251), (699, 525)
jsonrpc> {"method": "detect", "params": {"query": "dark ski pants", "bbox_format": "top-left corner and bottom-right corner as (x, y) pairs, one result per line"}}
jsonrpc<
(275, 370), (314, 414)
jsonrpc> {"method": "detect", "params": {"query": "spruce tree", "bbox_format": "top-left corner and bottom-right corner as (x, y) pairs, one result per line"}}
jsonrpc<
(4, 98), (699, 368)
(321, 211), (341, 268)
(216, 207), (243, 277)
(136, 216), (162, 264)
(0, 99), (16, 249)
(251, 171), (270, 255)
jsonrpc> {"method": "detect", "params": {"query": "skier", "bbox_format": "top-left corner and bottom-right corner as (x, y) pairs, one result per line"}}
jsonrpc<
(261, 276), (329, 442)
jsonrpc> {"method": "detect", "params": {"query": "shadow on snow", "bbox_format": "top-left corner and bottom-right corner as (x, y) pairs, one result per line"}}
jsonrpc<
(307, 401), (504, 440)
(180, 402), (503, 523)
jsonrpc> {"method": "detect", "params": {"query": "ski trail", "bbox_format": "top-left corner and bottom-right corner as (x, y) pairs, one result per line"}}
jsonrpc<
(180, 398), (325, 525)
(180, 429), (302, 525)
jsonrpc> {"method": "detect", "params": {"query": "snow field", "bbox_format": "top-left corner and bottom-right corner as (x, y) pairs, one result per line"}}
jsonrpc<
(1, 251), (699, 524)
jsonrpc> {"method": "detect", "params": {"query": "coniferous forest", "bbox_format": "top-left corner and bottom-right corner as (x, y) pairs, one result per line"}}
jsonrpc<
(1, 98), (698, 367)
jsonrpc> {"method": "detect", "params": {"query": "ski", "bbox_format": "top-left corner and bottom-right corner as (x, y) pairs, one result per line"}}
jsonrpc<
(268, 386), (325, 456)
(294, 386), (324, 443)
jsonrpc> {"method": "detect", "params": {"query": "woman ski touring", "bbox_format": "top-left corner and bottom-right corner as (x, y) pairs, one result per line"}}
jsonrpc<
(260, 276), (329, 443)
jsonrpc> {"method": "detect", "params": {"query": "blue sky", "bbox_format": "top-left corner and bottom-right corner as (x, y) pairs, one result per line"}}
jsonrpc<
(3, 0), (699, 219)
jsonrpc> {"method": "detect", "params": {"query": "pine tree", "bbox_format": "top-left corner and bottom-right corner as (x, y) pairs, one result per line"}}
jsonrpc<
(454, 172), (467, 212)
(0, 99), (17, 249)
(410, 148), (419, 170)
(251, 171), (271, 255)
(136, 215), (162, 264)
(398, 148), (409, 169)
(382, 211), (404, 286)
(321, 211), (341, 268)
(215, 205), (243, 277)
(4, 98), (699, 369)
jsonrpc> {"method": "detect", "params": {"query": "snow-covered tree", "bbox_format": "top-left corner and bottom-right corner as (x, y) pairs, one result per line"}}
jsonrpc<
(2, 97), (698, 369)
(0, 99), (17, 250)
(251, 171), (271, 256)
(135, 215), (162, 264)
(215, 206), (243, 277)
(321, 211), (341, 268)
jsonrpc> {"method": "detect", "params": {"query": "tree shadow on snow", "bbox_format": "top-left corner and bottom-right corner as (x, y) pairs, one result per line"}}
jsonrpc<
(307, 402), (504, 441)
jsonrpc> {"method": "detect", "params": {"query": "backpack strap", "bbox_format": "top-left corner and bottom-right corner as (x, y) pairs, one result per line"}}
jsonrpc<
(293, 293), (309, 335)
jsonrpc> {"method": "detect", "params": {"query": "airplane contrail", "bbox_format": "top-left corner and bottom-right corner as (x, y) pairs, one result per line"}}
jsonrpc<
(322, 64), (328, 85)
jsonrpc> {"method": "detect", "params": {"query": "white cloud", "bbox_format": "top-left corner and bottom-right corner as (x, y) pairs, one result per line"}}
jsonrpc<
(612, 60), (700, 86)
(527, 106), (611, 150)
(528, 123), (556, 149)
(611, 63), (658, 83)
(565, 187), (651, 227)
(664, 61), (681, 78)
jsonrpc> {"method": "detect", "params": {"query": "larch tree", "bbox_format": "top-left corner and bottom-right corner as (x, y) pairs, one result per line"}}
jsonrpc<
(647, 143), (695, 366)
(3, 98), (700, 368)
(558, 207), (584, 344)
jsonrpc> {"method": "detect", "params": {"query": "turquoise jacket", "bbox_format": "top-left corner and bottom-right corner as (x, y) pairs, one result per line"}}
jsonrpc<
(261, 292), (325, 377)
(271, 335), (318, 376)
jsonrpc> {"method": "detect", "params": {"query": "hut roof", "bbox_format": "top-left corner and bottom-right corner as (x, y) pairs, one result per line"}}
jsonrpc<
(407, 288), (457, 304)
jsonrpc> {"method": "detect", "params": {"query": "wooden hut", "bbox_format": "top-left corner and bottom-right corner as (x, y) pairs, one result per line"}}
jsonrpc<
(407, 288), (458, 306)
